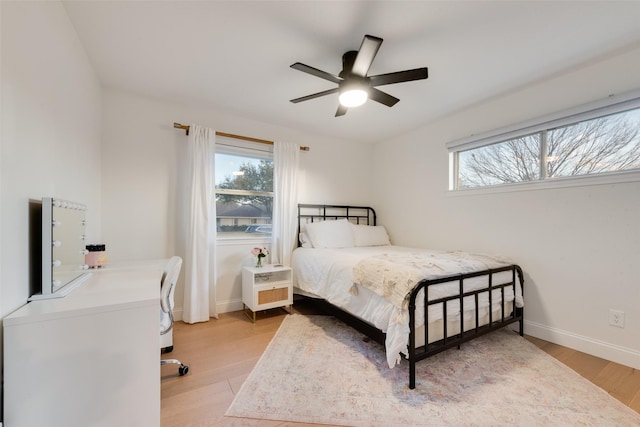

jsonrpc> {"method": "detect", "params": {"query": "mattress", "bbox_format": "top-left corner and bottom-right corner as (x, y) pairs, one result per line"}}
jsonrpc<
(291, 245), (524, 368)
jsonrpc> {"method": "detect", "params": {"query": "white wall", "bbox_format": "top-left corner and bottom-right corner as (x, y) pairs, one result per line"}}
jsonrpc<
(1, 0), (102, 319)
(101, 89), (373, 316)
(1, 0), (103, 413)
(373, 45), (640, 369)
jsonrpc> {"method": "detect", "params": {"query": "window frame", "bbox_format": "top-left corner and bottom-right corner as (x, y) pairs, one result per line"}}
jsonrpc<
(215, 137), (274, 240)
(448, 89), (640, 192)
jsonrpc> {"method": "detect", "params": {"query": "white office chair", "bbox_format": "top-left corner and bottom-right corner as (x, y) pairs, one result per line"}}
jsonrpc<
(160, 256), (189, 376)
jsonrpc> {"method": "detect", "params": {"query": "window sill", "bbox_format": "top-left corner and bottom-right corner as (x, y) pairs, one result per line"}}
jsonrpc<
(216, 235), (271, 246)
(448, 169), (640, 196)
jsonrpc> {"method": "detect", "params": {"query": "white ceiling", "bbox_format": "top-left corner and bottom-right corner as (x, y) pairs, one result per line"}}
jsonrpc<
(62, 1), (640, 144)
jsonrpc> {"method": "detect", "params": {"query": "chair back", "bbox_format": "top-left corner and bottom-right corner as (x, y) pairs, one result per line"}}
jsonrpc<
(160, 256), (182, 335)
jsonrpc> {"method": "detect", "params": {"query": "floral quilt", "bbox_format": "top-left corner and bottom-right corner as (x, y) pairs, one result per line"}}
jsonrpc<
(352, 249), (512, 310)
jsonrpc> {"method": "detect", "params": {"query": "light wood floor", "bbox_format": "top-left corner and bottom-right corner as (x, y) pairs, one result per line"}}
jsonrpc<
(161, 304), (640, 427)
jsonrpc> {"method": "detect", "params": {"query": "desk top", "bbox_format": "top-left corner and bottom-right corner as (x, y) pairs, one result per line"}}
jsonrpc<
(4, 259), (167, 326)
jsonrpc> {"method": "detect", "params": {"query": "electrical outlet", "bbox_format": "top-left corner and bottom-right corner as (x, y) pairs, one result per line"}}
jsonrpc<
(609, 309), (625, 328)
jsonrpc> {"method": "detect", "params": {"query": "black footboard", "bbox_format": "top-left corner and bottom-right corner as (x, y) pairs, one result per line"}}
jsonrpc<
(407, 265), (524, 389)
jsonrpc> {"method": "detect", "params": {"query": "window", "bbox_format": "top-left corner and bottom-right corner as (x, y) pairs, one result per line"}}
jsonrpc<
(449, 92), (640, 190)
(215, 138), (273, 238)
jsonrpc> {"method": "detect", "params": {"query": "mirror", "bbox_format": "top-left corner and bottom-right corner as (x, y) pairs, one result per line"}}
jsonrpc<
(32, 197), (89, 300)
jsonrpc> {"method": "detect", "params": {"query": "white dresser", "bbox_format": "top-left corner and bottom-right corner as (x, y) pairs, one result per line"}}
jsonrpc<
(3, 260), (165, 427)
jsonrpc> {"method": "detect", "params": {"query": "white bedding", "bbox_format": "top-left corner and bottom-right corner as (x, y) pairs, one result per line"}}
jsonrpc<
(291, 245), (524, 368)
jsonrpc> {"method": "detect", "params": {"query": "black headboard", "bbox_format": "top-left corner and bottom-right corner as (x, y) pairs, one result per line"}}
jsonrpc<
(297, 204), (376, 246)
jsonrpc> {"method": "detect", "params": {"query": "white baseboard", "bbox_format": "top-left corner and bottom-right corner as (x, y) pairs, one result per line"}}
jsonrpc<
(172, 307), (183, 322)
(218, 299), (244, 314)
(525, 320), (640, 370)
(171, 299), (244, 322)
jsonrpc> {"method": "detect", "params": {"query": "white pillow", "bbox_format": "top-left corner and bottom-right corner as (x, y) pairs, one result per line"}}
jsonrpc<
(299, 230), (313, 248)
(304, 219), (355, 249)
(351, 224), (391, 246)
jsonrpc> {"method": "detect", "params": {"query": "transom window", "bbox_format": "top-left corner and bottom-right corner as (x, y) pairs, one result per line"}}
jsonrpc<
(215, 138), (273, 238)
(449, 92), (640, 190)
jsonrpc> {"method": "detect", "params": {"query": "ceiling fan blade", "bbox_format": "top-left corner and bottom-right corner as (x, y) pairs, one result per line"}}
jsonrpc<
(369, 88), (400, 107)
(290, 88), (339, 104)
(290, 62), (343, 84)
(351, 35), (383, 77)
(335, 104), (348, 117)
(369, 67), (429, 87)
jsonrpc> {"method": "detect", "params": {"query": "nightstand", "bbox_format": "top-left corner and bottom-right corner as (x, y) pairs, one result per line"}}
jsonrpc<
(242, 264), (293, 322)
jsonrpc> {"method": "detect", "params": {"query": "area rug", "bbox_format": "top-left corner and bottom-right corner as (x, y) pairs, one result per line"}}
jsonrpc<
(225, 314), (640, 426)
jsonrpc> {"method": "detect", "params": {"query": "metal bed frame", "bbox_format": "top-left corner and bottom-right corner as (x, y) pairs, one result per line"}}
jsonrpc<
(296, 204), (524, 389)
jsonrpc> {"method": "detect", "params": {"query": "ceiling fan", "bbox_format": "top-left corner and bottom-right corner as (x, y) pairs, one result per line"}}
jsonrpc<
(289, 34), (428, 117)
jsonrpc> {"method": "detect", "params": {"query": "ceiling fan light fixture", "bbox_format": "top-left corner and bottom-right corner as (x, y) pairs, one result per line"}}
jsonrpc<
(339, 87), (368, 107)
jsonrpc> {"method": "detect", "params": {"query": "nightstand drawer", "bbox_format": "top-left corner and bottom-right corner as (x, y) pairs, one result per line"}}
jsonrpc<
(258, 287), (289, 305)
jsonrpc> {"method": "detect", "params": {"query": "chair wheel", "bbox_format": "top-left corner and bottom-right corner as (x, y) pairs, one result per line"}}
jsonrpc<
(179, 365), (189, 376)
(163, 345), (173, 353)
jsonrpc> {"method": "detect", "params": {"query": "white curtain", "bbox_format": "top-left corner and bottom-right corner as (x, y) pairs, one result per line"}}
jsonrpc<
(184, 124), (218, 323)
(272, 141), (300, 266)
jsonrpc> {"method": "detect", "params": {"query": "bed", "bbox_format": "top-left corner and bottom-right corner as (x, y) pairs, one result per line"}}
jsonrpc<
(291, 204), (524, 389)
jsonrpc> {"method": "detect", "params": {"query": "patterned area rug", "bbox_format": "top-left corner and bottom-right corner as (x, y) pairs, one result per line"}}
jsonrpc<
(226, 314), (640, 426)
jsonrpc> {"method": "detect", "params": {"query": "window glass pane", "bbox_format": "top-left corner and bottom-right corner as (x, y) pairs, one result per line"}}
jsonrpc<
(216, 194), (272, 237)
(215, 151), (273, 237)
(457, 134), (541, 189)
(215, 153), (273, 191)
(547, 109), (640, 178)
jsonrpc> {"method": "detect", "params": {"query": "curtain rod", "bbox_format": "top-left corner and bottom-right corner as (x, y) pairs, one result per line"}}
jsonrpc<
(173, 123), (309, 151)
